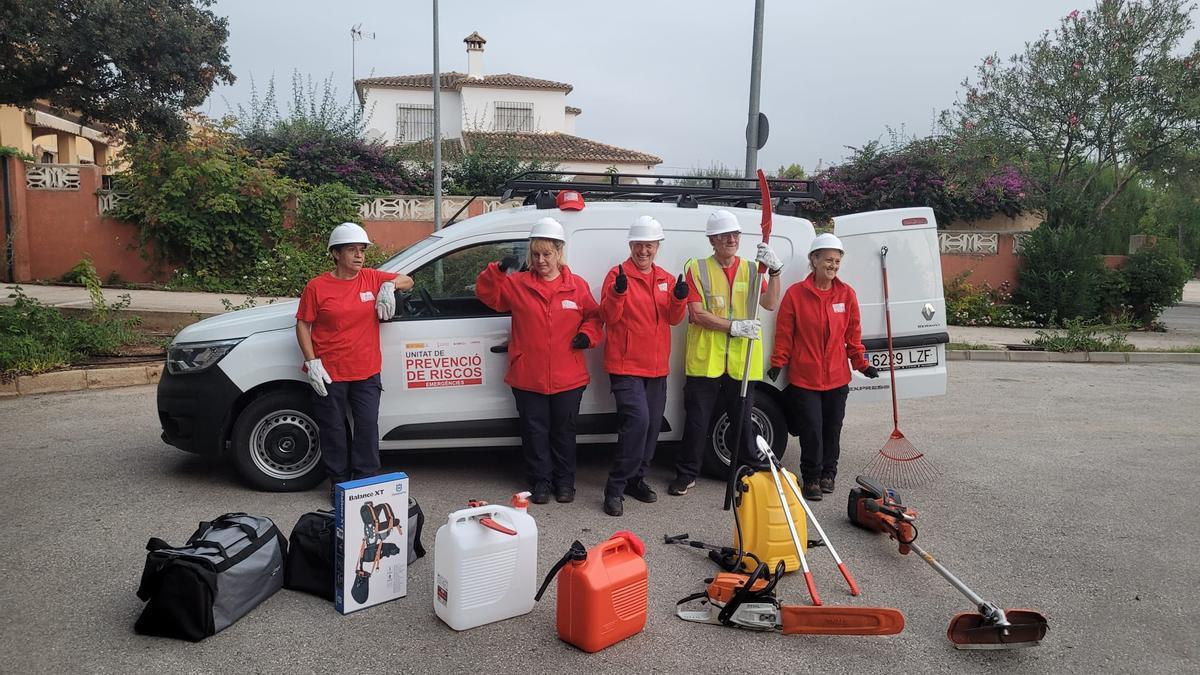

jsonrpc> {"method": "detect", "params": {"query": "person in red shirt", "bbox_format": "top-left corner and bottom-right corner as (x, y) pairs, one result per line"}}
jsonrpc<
(768, 233), (878, 501)
(475, 217), (602, 505)
(598, 216), (689, 516)
(296, 222), (414, 504)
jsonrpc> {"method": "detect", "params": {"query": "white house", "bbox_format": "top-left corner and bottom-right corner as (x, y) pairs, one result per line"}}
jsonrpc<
(356, 32), (661, 181)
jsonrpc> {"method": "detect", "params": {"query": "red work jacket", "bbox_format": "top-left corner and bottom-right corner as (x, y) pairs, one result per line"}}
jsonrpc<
(476, 262), (603, 395)
(600, 260), (687, 377)
(771, 275), (870, 391)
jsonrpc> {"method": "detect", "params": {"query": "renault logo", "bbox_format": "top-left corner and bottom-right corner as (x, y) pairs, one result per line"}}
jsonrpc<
(922, 303), (936, 321)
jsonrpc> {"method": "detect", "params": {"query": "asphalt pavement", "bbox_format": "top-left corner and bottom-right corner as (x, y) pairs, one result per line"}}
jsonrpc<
(1, 362), (1197, 673)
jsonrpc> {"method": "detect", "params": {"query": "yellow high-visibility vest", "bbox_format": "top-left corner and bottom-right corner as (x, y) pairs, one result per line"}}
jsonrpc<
(684, 256), (763, 380)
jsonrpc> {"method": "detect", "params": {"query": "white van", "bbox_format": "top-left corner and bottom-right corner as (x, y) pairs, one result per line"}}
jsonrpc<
(157, 178), (948, 491)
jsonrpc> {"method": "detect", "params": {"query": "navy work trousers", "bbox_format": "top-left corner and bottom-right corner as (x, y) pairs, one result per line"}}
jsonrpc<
(311, 373), (382, 481)
(605, 374), (668, 498)
(785, 384), (849, 482)
(512, 386), (585, 491)
(676, 375), (756, 482)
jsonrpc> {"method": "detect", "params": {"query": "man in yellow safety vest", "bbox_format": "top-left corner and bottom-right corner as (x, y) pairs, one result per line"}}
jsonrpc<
(668, 209), (783, 496)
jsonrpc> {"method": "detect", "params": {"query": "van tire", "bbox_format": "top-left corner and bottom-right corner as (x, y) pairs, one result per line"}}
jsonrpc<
(231, 389), (325, 492)
(700, 393), (788, 478)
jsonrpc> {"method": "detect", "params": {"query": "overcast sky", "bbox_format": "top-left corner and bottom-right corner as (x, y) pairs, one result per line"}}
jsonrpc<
(203, 0), (1197, 175)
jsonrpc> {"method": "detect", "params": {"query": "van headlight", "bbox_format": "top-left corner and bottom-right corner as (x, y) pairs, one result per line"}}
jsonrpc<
(166, 338), (244, 375)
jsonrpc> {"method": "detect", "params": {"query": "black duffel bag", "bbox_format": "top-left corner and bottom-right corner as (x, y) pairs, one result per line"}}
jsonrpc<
(285, 499), (425, 600)
(135, 513), (287, 641)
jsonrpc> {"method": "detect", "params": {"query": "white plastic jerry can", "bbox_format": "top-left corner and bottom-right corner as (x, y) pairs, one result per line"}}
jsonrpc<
(433, 492), (538, 630)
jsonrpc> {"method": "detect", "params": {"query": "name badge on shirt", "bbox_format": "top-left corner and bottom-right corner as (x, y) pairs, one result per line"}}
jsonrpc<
(360, 291), (375, 302)
(658, 282), (669, 292)
(561, 299), (579, 310)
(832, 303), (846, 313)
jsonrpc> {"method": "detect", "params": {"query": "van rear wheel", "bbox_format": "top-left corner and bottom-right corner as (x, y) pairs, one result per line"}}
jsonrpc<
(231, 389), (325, 492)
(700, 393), (787, 478)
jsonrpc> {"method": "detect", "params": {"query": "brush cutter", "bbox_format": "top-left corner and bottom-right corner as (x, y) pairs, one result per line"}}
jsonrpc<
(675, 557), (904, 636)
(755, 436), (860, 596)
(847, 475), (1048, 649)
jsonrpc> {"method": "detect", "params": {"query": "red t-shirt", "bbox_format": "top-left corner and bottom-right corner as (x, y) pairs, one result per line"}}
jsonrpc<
(296, 268), (398, 382)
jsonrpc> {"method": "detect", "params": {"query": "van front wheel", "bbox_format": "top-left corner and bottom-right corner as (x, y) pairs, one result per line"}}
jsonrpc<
(700, 393), (788, 478)
(231, 390), (325, 492)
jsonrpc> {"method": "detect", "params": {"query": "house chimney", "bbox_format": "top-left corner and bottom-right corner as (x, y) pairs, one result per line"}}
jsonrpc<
(464, 31), (486, 79)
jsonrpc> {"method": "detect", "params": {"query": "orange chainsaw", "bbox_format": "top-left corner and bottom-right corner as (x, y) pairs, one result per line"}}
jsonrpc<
(676, 559), (905, 636)
(848, 474), (1049, 649)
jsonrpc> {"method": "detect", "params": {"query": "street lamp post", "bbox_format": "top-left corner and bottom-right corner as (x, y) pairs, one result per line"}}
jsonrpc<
(744, 0), (765, 178)
(432, 0), (442, 232)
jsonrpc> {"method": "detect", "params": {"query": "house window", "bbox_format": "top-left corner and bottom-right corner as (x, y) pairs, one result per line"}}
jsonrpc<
(396, 104), (435, 142)
(493, 101), (534, 132)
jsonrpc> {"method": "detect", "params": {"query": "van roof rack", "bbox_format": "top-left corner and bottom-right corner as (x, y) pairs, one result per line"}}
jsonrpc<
(500, 171), (820, 213)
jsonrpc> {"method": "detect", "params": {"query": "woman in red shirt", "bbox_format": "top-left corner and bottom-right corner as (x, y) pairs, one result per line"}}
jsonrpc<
(769, 233), (879, 501)
(598, 216), (689, 516)
(475, 217), (603, 505)
(296, 222), (413, 504)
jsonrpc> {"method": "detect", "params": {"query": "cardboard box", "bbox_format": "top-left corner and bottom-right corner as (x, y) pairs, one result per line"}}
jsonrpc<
(335, 472), (409, 614)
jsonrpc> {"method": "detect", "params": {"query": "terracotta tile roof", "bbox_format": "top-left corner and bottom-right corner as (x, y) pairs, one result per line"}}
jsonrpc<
(463, 131), (661, 164)
(356, 72), (573, 94)
(565, 106), (582, 115)
(388, 137), (465, 162)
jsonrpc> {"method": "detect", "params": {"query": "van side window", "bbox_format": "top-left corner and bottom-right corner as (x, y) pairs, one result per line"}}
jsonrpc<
(403, 240), (528, 319)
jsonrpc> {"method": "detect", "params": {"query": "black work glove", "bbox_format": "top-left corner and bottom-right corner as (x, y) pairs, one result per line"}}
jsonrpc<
(673, 273), (689, 300)
(498, 255), (519, 273)
(571, 333), (590, 349)
(614, 265), (628, 294)
(861, 366), (880, 379)
(767, 366), (782, 381)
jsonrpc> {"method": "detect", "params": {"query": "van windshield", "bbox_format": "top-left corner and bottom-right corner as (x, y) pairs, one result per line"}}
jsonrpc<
(378, 235), (442, 272)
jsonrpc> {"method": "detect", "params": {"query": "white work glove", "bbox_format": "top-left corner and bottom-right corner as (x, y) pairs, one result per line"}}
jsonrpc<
(376, 281), (396, 321)
(729, 319), (762, 339)
(756, 243), (784, 274)
(305, 358), (332, 397)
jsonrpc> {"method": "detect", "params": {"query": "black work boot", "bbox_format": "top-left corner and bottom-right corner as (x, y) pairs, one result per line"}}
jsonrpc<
(530, 482), (551, 504)
(802, 480), (823, 501)
(623, 479), (658, 503)
(603, 494), (624, 517)
(819, 475), (836, 494)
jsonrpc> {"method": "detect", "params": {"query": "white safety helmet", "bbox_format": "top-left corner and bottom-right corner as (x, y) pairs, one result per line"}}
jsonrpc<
(705, 209), (742, 237)
(328, 222), (371, 250)
(809, 232), (845, 255)
(529, 217), (566, 242)
(627, 215), (665, 242)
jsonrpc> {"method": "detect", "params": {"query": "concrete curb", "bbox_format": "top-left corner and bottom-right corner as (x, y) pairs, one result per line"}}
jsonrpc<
(1, 363), (163, 398)
(4, 349), (1198, 399)
(947, 350), (1200, 364)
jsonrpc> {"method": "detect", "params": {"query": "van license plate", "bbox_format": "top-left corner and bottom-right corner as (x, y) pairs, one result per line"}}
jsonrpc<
(866, 347), (939, 371)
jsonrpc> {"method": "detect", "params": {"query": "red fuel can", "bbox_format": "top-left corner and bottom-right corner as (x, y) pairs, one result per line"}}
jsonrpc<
(535, 531), (648, 653)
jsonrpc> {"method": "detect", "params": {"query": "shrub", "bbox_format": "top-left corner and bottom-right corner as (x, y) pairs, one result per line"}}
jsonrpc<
(1012, 224), (1104, 324)
(1123, 241), (1192, 328)
(295, 183), (362, 241)
(235, 74), (429, 194)
(1025, 318), (1134, 352)
(112, 119), (297, 285)
(944, 272), (1039, 327)
(443, 147), (556, 196)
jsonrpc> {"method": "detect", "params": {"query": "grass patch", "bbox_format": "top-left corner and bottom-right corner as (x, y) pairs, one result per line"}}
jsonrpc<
(1, 269), (147, 382)
(1024, 318), (1134, 353)
(948, 342), (999, 350)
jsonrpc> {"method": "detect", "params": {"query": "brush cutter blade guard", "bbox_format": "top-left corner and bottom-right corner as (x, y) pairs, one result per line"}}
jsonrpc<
(948, 610), (1048, 649)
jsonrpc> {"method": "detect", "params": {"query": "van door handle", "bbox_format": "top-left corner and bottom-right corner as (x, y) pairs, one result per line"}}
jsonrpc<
(490, 341), (509, 353)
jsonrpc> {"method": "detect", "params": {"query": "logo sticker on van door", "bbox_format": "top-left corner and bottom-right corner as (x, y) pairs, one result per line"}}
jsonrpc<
(404, 340), (485, 389)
